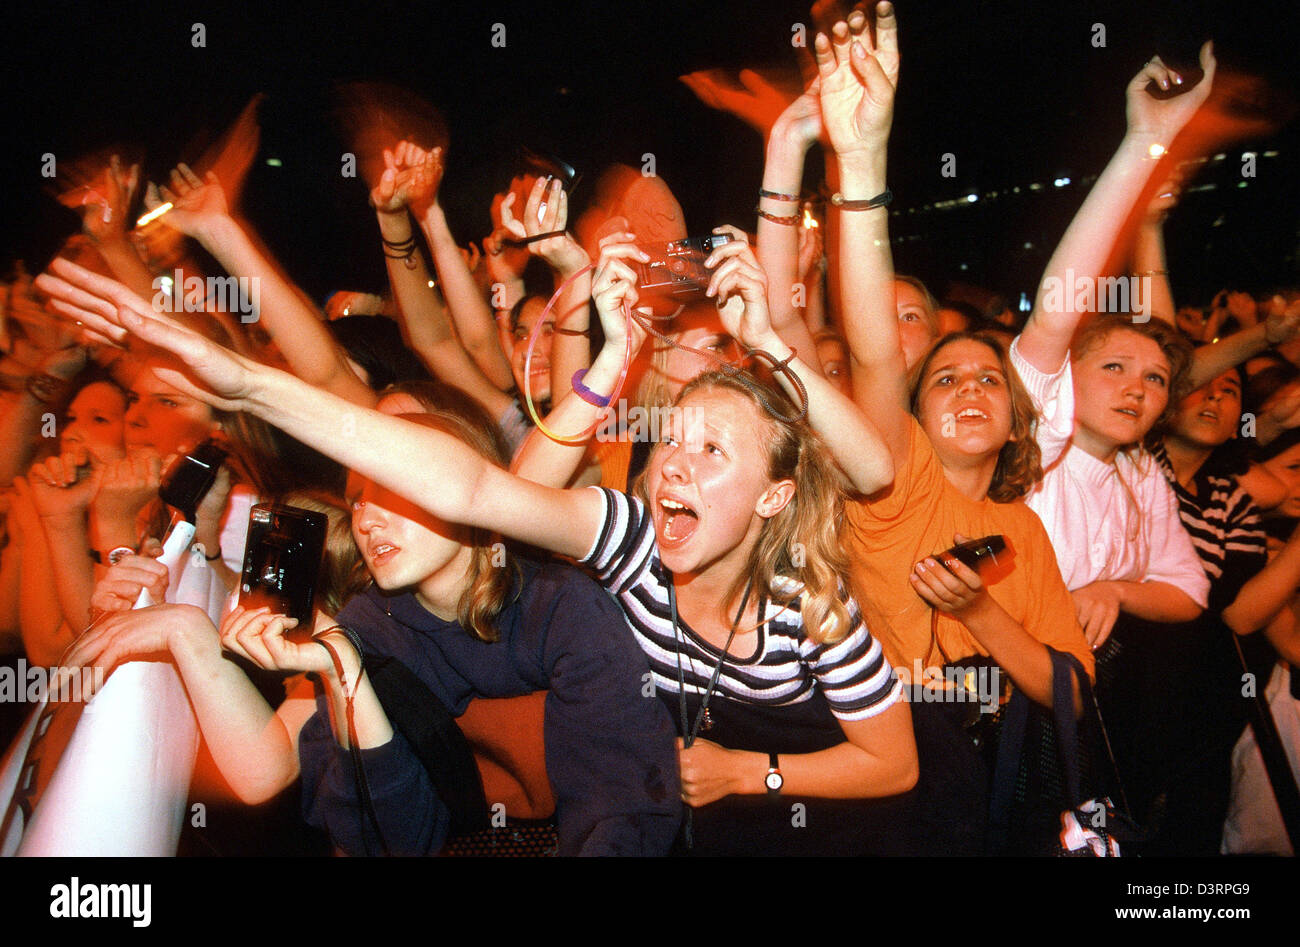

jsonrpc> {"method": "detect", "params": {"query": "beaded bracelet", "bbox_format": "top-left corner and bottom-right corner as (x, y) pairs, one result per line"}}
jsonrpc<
(756, 207), (800, 226)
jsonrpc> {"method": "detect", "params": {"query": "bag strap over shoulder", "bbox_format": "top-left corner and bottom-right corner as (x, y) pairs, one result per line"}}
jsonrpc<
(364, 654), (491, 838)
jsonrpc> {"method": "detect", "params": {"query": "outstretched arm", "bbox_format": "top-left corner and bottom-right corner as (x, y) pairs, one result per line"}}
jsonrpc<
(1187, 297), (1300, 392)
(1017, 46), (1217, 372)
(37, 259), (606, 563)
(145, 166), (376, 407)
(63, 603), (313, 805)
(816, 3), (907, 463)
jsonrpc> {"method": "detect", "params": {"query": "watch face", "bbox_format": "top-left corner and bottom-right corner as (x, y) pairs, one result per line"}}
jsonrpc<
(107, 546), (135, 566)
(765, 771), (783, 791)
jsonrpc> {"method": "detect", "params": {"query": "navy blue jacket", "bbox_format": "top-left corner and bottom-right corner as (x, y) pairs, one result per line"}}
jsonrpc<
(297, 558), (681, 855)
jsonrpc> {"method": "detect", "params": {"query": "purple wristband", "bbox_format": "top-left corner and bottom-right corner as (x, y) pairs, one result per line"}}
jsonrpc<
(571, 370), (612, 408)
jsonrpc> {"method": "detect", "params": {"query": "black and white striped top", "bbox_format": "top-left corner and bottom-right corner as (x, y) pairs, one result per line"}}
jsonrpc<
(578, 487), (902, 721)
(1149, 439), (1268, 610)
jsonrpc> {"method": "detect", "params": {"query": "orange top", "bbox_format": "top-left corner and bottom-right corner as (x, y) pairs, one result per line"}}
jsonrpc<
(845, 418), (1093, 680)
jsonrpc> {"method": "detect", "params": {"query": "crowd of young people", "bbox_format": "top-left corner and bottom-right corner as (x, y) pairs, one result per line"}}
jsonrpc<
(2, 2), (1298, 856)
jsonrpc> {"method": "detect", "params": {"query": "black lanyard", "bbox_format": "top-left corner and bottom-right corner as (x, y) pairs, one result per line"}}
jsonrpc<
(668, 575), (755, 749)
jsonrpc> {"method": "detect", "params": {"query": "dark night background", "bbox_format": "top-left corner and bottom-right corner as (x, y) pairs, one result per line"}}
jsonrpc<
(2, 0), (1298, 309)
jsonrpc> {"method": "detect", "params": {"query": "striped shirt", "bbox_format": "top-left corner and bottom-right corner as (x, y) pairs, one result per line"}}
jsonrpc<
(1148, 439), (1268, 609)
(579, 487), (902, 721)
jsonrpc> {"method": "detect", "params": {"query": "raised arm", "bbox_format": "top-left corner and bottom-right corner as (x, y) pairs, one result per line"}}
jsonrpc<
(498, 174), (593, 406)
(707, 228), (893, 495)
(370, 142), (513, 419)
(75, 156), (158, 301)
(419, 201), (515, 391)
(1017, 46), (1217, 372)
(816, 3), (907, 460)
(37, 259), (605, 563)
(144, 166), (376, 407)
(511, 232), (646, 487)
(1187, 297), (1300, 392)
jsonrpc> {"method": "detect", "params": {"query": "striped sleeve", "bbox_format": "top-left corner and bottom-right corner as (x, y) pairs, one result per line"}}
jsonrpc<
(801, 599), (902, 721)
(578, 487), (656, 595)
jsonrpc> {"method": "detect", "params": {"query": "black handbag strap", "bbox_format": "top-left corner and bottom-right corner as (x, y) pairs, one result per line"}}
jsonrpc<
(987, 648), (1111, 853)
(1051, 650), (1084, 806)
(987, 675), (1030, 855)
(364, 654), (491, 838)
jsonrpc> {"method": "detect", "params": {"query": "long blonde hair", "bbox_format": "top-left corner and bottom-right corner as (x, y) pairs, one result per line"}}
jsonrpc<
(637, 370), (855, 645)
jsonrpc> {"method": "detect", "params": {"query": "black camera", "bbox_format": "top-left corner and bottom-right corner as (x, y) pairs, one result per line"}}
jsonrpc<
(159, 439), (228, 522)
(634, 233), (732, 300)
(238, 503), (328, 636)
(940, 535), (1007, 573)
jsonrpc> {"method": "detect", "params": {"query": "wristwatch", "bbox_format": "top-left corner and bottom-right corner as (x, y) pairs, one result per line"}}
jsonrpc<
(765, 753), (783, 796)
(107, 545), (136, 566)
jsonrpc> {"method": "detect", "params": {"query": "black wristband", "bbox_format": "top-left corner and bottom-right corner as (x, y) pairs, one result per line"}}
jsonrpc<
(829, 188), (893, 211)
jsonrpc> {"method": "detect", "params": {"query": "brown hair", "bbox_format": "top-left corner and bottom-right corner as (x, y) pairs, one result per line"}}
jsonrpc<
(636, 370), (855, 645)
(909, 332), (1043, 502)
(391, 410), (520, 643)
(271, 490), (370, 617)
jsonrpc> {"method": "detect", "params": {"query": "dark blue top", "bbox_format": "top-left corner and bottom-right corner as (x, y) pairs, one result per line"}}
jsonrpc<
(297, 557), (681, 855)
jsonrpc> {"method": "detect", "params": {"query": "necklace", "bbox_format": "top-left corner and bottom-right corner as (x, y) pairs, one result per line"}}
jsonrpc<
(668, 576), (754, 749)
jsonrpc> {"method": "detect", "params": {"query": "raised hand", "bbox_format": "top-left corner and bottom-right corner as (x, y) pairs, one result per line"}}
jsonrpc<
(80, 155), (140, 245)
(1265, 296), (1300, 346)
(36, 258), (260, 411)
(772, 76), (824, 150)
(589, 231), (650, 355)
(92, 450), (164, 534)
(144, 163), (230, 242)
(1125, 43), (1217, 144)
(814, 2), (899, 159)
(704, 228), (776, 351)
(1142, 174), (1183, 224)
(6, 266), (79, 356)
(22, 446), (102, 520)
(370, 140), (444, 217)
(500, 175), (590, 276)
(681, 67), (811, 141)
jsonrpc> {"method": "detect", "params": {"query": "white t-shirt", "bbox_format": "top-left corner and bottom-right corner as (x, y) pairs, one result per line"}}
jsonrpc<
(1009, 337), (1209, 606)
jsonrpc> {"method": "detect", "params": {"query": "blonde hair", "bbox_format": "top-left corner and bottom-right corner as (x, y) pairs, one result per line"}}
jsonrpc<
(636, 370), (855, 646)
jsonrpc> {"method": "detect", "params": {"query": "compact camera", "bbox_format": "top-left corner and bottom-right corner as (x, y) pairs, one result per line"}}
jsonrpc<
(634, 233), (732, 300)
(238, 503), (328, 636)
